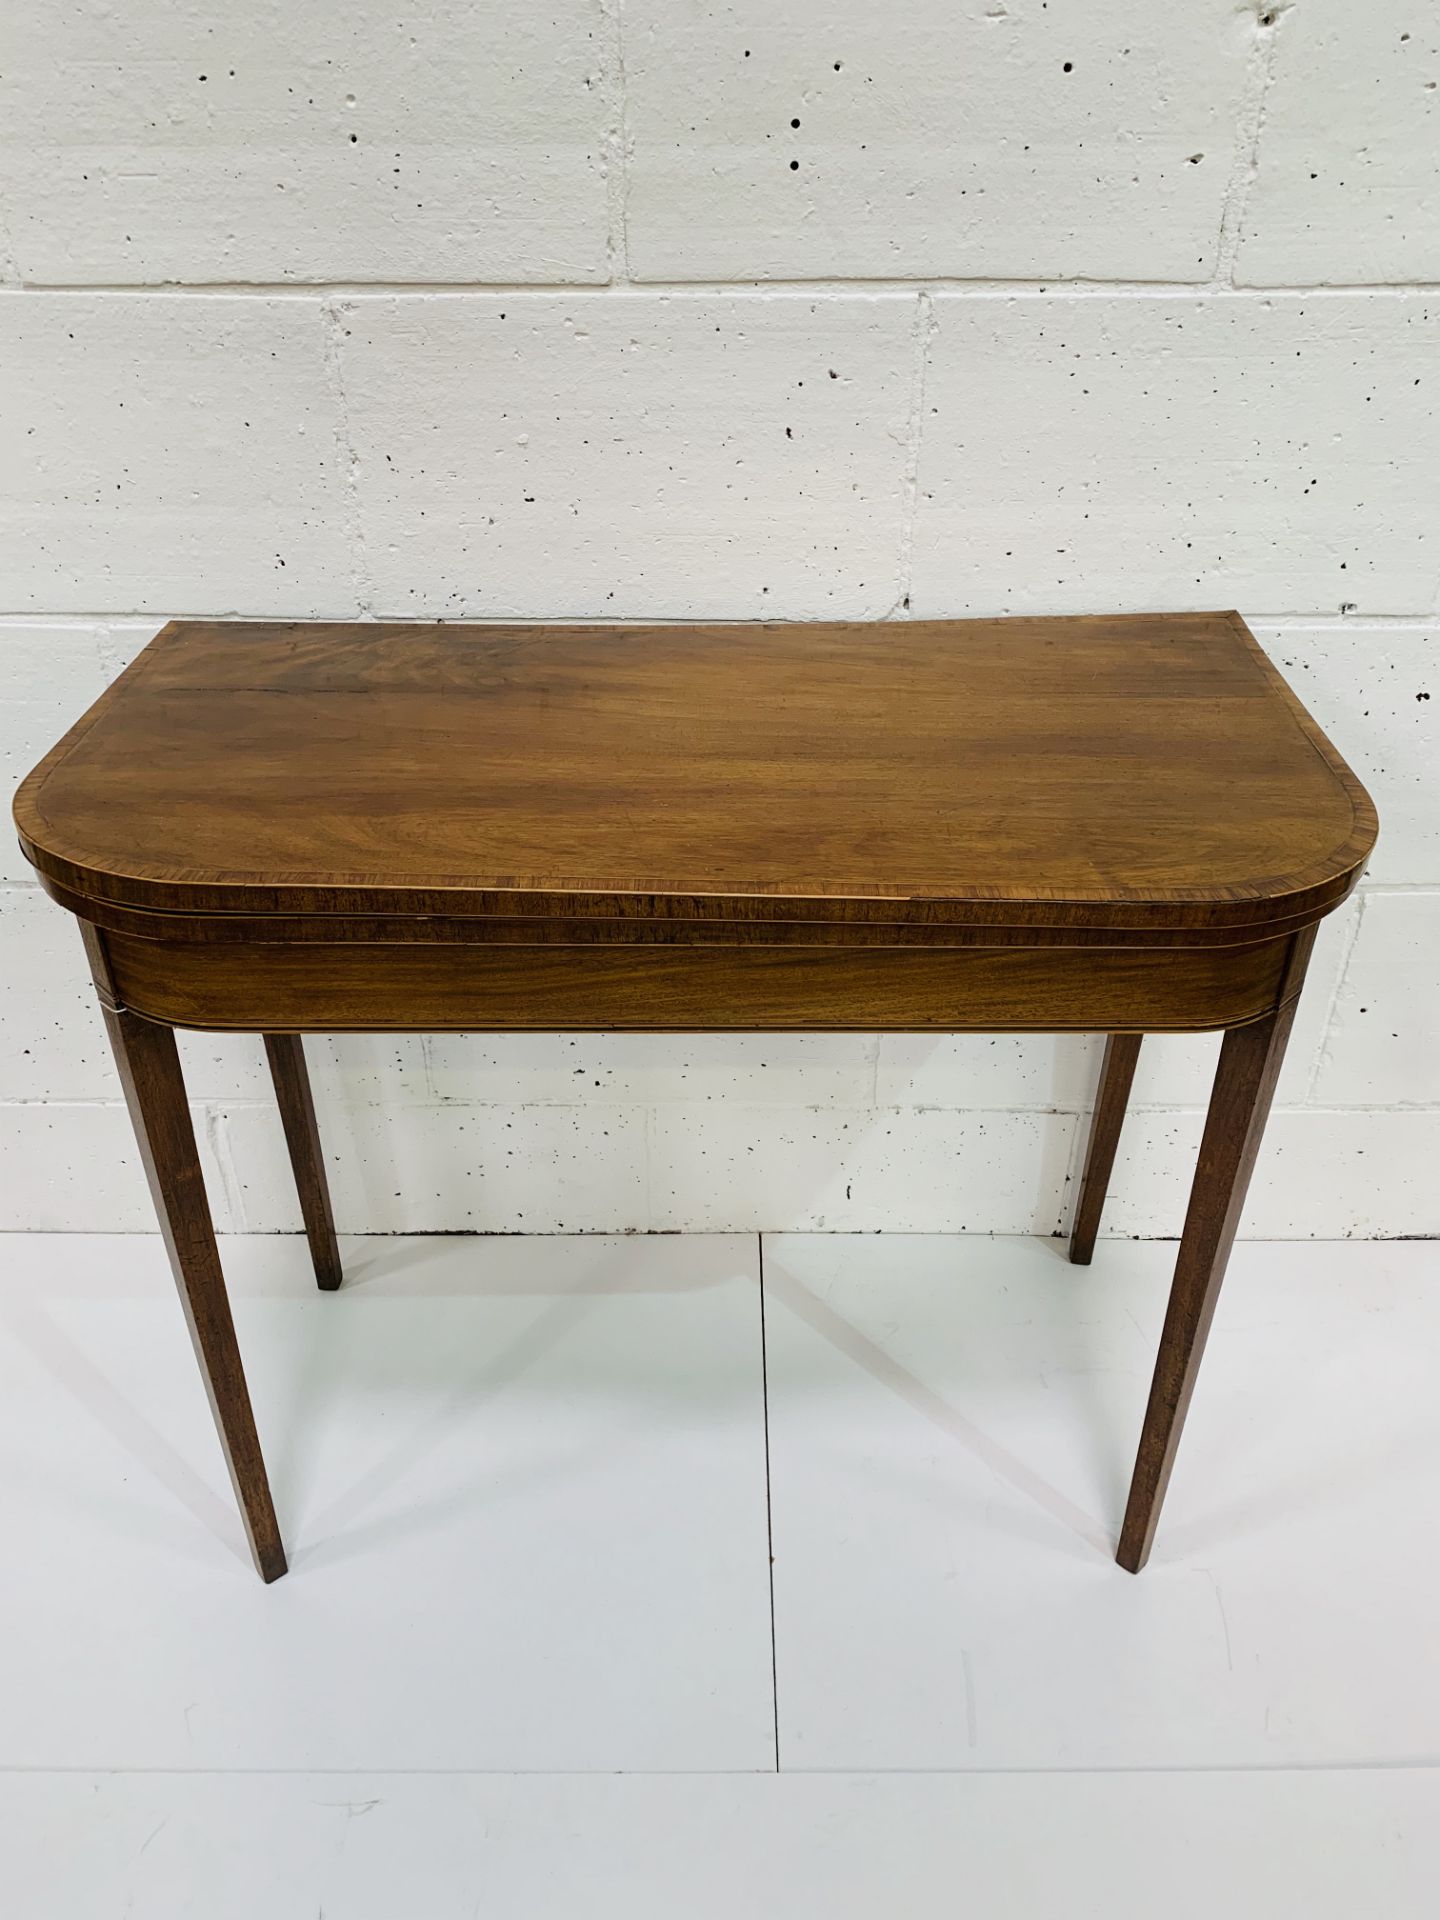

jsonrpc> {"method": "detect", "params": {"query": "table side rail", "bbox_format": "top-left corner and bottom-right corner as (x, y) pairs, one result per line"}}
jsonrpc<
(96, 927), (1298, 1035)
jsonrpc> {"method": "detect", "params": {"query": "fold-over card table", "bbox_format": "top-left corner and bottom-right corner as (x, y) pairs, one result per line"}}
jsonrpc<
(13, 613), (1376, 1582)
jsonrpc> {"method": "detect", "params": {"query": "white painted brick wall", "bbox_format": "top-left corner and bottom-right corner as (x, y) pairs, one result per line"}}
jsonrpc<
(910, 293), (1440, 619)
(2, 0), (1436, 1239)
(621, 0), (1251, 282)
(1235, 0), (1440, 286)
(0, 3), (613, 285)
(342, 291), (916, 620)
(1, 296), (354, 614)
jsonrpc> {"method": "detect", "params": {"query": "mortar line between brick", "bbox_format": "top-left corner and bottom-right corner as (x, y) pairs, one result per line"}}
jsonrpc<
(887, 291), (934, 618)
(319, 299), (374, 618)
(202, 1105), (249, 1234)
(5, 611), (1436, 630)
(1059, 1091), (1089, 1230)
(5, 1230), (1436, 1243)
(598, 0), (632, 283)
(1213, 3), (1292, 286)
(418, 1035), (441, 1104)
(0, 207), (20, 287)
(7, 280), (1440, 299)
(93, 622), (126, 681)
(1304, 891), (1369, 1103)
(1256, 616), (1440, 632)
(5, 1099), (1438, 1118)
(641, 1105), (654, 1227)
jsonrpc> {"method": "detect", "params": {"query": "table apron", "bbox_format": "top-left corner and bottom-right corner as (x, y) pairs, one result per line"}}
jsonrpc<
(98, 928), (1299, 1034)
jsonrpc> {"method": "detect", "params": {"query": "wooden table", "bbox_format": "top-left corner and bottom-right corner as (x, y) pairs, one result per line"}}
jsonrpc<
(13, 613), (1375, 1583)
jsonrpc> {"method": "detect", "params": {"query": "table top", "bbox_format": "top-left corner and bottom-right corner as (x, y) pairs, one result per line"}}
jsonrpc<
(14, 612), (1374, 937)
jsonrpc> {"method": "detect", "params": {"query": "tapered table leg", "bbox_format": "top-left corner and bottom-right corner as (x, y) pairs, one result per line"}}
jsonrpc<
(1070, 1032), (1143, 1265)
(87, 937), (286, 1581)
(1117, 975), (1308, 1573)
(263, 1034), (343, 1292)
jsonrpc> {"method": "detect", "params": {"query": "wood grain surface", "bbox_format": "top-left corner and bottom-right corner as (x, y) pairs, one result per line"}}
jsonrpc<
(100, 929), (1295, 1035)
(14, 614), (1375, 935)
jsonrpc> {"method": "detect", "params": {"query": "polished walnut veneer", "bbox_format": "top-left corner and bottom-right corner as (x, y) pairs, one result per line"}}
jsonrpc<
(13, 612), (1376, 1581)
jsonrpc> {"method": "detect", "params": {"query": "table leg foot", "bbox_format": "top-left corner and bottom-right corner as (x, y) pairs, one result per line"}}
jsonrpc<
(86, 933), (286, 1581)
(263, 1033), (343, 1292)
(1116, 990), (1304, 1574)
(1070, 1033), (1143, 1265)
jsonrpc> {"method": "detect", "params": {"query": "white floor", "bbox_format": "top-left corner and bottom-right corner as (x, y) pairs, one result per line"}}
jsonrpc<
(2, 1232), (1438, 1915)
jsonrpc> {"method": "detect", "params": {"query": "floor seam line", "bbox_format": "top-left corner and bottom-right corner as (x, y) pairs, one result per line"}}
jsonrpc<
(758, 1232), (781, 1774)
(4, 1761), (1439, 1776)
